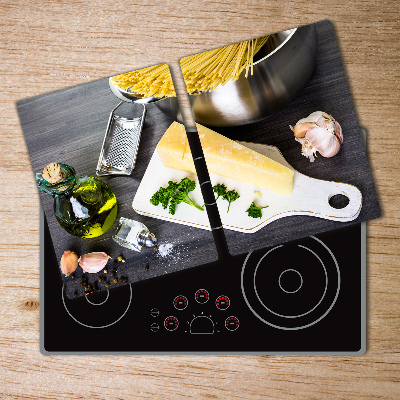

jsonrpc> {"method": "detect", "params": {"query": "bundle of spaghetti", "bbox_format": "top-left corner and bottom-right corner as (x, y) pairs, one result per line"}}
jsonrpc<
(110, 36), (270, 99)
(181, 36), (270, 94)
(111, 63), (174, 99)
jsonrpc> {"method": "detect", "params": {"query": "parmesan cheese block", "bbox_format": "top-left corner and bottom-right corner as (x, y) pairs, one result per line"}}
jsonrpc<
(156, 122), (294, 195)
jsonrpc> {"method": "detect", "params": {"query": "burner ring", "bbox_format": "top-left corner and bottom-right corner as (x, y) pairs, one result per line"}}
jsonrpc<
(85, 290), (110, 306)
(62, 284), (132, 329)
(253, 245), (328, 319)
(278, 269), (303, 294)
(241, 236), (340, 330)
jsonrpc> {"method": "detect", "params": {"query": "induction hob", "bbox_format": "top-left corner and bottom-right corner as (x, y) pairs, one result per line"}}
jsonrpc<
(41, 206), (366, 354)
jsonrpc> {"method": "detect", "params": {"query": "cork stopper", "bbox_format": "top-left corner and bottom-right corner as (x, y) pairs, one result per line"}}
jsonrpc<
(42, 163), (66, 184)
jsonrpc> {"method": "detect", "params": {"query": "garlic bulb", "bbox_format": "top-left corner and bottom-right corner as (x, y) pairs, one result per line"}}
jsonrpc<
(291, 111), (343, 162)
(79, 252), (110, 273)
(60, 250), (79, 276)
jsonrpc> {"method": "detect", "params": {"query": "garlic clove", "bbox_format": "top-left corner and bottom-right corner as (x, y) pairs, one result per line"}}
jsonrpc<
(60, 250), (79, 276)
(318, 135), (341, 158)
(79, 252), (110, 273)
(292, 111), (343, 162)
(305, 126), (341, 158)
(292, 122), (317, 138)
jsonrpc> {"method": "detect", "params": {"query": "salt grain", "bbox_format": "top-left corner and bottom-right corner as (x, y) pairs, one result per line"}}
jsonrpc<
(157, 243), (174, 258)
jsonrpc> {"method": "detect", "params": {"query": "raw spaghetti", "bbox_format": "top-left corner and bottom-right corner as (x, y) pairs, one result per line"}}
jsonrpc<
(111, 36), (270, 99)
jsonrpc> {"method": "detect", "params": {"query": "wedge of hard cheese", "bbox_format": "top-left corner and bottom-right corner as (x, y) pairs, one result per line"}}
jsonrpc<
(156, 122), (294, 195)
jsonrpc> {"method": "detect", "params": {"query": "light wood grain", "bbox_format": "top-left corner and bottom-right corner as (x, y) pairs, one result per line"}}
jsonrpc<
(1, 0), (399, 399)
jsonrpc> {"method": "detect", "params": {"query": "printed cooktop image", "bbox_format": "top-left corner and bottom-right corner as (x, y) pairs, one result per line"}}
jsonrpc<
(18, 63), (220, 300)
(15, 20), (379, 355)
(165, 20), (380, 256)
(18, 20), (380, 304)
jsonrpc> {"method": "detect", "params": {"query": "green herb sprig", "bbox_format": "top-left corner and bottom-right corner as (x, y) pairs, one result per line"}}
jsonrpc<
(222, 190), (240, 213)
(212, 183), (227, 201)
(150, 177), (204, 215)
(212, 184), (240, 213)
(246, 201), (269, 219)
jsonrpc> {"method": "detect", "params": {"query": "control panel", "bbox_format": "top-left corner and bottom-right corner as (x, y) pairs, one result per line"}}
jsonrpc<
(150, 289), (239, 334)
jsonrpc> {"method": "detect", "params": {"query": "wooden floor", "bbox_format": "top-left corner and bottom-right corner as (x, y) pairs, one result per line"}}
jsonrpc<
(0, 1), (399, 398)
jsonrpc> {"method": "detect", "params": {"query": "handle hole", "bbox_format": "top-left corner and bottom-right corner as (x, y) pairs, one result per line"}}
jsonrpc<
(328, 194), (350, 209)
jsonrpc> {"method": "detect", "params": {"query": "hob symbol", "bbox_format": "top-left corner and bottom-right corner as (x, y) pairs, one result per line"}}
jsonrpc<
(188, 313), (215, 334)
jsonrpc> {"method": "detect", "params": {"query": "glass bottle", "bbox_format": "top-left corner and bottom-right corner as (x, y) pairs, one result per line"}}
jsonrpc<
(36, 163), (118, 238)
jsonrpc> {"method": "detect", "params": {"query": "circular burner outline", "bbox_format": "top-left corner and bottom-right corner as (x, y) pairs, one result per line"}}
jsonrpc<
(85, 290), (110, 306)
(253, 245), (328, 318)
(241, 236), (341, 330)
(62, 284), (132, 329)
(278, 269), (303, 293)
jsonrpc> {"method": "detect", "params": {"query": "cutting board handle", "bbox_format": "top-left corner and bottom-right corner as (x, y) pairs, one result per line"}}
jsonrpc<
(294, 173), (362, 221)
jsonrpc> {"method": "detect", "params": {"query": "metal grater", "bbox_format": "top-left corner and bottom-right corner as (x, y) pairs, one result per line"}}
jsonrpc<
(96, 101), (146, 176)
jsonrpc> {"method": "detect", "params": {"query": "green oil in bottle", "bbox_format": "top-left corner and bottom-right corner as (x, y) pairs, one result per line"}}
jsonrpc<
(36, 164), (118, 238)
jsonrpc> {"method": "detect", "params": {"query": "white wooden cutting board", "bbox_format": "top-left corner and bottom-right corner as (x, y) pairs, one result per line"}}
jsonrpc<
(132, 142), (362, 233)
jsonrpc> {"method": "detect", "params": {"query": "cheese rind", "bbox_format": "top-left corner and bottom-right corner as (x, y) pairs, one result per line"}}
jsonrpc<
(156, 122), (294, 195)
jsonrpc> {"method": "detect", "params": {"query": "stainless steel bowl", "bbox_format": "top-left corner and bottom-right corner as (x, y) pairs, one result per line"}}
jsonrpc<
(156, 24), (318, 127)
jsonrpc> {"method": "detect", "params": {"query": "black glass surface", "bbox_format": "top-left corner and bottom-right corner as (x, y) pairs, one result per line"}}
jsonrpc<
(43, 213), (363, 354)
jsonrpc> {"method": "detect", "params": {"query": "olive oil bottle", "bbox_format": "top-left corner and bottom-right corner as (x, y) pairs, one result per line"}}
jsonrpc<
(36, 163), (117, 238)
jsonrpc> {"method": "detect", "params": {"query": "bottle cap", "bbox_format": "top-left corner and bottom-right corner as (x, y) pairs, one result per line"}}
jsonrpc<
(138, 231), (158, 248)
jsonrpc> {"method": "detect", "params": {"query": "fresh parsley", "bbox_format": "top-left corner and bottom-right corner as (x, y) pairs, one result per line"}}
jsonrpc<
(222, 189), (240, 213)
(212, 184), (240, 213)
(150, 178), (204, 215)
(246, 201), (269, 219)
(212, 183), (227, 201)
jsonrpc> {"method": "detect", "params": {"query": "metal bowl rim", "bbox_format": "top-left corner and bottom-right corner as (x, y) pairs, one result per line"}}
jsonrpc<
(253, 28), (298, 66)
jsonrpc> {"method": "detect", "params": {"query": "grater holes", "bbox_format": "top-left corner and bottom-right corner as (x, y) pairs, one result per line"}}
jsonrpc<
(104, 124), (141, 170)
